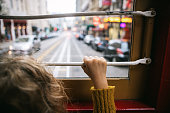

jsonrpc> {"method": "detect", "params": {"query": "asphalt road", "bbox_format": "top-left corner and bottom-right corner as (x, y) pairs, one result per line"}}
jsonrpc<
(31, 31), (129, 78)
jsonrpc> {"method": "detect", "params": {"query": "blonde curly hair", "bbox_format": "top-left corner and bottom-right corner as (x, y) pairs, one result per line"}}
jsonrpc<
(0, 57), (67, 113)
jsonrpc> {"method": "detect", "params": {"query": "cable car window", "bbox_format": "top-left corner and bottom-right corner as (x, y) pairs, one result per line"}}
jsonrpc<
(0, 0), (134, 78)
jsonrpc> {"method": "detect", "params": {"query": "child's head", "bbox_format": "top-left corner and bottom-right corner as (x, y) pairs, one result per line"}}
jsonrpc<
(0, 57), (67, 113)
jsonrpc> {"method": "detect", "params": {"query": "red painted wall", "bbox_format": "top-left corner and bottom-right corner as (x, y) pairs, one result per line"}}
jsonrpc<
(157, 25), (170, 112)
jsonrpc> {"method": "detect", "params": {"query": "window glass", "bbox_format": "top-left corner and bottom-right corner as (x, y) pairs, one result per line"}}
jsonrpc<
(15, 38), (29, 43)
(121, 42), (128, 50)
(0, 0), (133, 78)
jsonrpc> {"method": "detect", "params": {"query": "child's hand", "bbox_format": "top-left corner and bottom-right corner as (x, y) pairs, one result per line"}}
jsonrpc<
(81, 56), (108, 89)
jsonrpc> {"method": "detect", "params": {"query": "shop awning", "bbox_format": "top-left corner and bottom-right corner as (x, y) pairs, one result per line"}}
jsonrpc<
(14, 20), (26, 24)
(86, 24), (95, 31)
(3, 19), (27, 24)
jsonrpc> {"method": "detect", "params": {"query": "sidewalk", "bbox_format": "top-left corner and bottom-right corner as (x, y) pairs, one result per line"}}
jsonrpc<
(0, 41), (13, 54)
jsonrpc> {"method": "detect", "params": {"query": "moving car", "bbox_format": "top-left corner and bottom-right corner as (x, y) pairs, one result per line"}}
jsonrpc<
(91, 37), (108, 51)
(76, 33), (85, 40)
(9, 35), (41, 55)
(115, 41), (130, 62)
(83, 35), (94, 45)
(103, 39), (121, 61)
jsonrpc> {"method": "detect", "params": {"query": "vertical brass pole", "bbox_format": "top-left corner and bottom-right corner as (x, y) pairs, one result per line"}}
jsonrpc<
(143, 12), (154, 57)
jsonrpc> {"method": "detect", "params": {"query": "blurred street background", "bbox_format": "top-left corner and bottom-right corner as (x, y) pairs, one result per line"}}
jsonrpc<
(0, 0), (133, 78)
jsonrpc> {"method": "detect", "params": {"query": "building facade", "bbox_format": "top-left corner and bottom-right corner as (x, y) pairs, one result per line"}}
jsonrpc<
(25, 0), (49, 35)
(76, 0), (133, 40)
(0, 0), (49, 41)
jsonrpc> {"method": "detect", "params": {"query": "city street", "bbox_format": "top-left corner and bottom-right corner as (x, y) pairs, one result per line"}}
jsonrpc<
(32, 31), (129, 78)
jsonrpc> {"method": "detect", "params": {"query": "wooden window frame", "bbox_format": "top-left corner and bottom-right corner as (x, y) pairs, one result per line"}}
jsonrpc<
(61, 0), (155, 102)
(63, 0), (170, 112)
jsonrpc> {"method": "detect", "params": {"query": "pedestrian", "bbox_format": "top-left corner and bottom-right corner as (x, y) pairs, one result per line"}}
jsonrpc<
(0, 56), (116, 113)
(7, 33), (11, 40)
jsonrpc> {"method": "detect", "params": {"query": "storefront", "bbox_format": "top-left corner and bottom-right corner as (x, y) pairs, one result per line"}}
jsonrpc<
(103, 16), (132, 40)
(89, 17), (109, 39)
(14, 20), (27, 37)
(2, 19), (27, 41)
(3, 19), (12, 40)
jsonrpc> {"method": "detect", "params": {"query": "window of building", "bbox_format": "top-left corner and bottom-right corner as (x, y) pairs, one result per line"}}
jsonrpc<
(16, 0), (19, 10)
(10, 0), (13, 8)
(21, 0), (24, 11)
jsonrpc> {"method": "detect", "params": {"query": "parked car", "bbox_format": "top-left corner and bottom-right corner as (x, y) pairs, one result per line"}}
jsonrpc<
(37, 32), (47, 40)
(91, 37), (108, 51)
(47, 32), (59, 38)
(83, 35), (94, 45)
(115, 41), (130, 62)
(103, 39), (121, 61)
(9, 35), (41, 55)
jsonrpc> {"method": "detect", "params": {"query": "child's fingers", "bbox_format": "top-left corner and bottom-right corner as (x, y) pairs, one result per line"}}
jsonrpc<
(83, 56), (88, 62)
(83, 56), (107, 66)
(83, 56), (93, 66)
(94, 56), (99, 59)
(83, 56), (92, 62)
(83, 56), (89, 66)
(100, 57), (107, 64)
(100, 57), (106, 61)
(82, 63), (86, 68)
